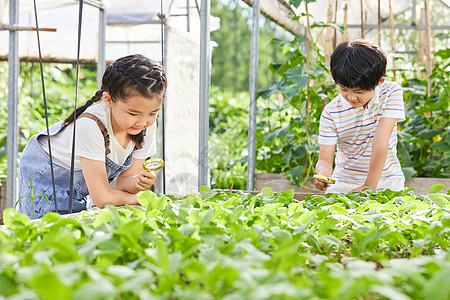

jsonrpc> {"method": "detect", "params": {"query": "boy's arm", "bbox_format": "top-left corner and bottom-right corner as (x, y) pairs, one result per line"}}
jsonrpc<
(314, 144), (335, 191)
(351, 117), (398, 192)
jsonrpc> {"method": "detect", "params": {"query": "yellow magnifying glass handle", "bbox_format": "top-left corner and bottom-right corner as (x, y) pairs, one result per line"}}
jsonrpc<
(313, 174), (335, 184)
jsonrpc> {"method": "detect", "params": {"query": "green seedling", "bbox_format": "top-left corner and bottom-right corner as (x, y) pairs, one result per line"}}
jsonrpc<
(14, 175), (50, 219)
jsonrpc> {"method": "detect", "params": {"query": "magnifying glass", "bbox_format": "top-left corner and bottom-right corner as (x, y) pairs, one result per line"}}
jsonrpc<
(143, 158), (165, 171)
(313, 174), (335, 184)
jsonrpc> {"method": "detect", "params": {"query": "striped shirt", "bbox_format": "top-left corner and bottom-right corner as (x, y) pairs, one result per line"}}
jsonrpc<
(318, 81), (405, 184)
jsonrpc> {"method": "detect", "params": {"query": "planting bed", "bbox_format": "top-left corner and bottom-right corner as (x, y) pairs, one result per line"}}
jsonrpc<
(1, 187), (449, 299)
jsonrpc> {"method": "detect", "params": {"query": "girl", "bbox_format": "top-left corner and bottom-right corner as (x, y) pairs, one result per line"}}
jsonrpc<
(18, 54), (167, 219)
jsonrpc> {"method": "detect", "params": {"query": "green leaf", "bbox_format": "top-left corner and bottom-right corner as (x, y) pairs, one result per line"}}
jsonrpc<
(427, 194), (448, 207)
(200, 186), (214, 200)
(261, 186), (274, 197)
(0, 274), (17, 296)
(286, 165), (305, 178)
(417, 128), (442, 139)
(138, 190), (158, 207)
(73, 279), (116, 300)
(149, 196), (168, 211)
(318, 218), (338, 236)
(276, 189), (295, 203)
(290, 0), (317, 9)
(428, 184), (445, 194)
(262, 125), (290, 142)
(200, 208), (215, 228)
(434, 48), (450, 59)
(311, 22), (344, 33)
(258, 83), (279, 99)
(285, 67), (309, 87)
(321, 235), (344, 247)
(261, 203), (284, 215)
(402, 167), (417, 181)
(370, 285), (412, 300)
(2, 208), (30, 228)
(30, 268), (72, 300)
(431, 140), (450, 152)
(292, 145), (307, 159)
(423, 267), (450, 300)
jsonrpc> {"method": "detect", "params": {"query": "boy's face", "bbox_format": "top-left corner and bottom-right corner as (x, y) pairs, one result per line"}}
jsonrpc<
(338, 85), (375, 108)
(338, 77), (385, 108)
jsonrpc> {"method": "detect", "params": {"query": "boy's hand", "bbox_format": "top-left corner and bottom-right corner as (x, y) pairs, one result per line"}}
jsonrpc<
(315, 145), (336, 191)
(314, 173), (332, 191)
(136, 170), (156, 191)
(350, 185), (374, 193)
(314, 179), (330, 191)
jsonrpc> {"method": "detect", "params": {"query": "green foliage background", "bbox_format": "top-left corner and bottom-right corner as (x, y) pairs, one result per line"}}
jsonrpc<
(0, 62), (97, 177)
(210, 0), (290, 93)
(208, 0), (450, 190)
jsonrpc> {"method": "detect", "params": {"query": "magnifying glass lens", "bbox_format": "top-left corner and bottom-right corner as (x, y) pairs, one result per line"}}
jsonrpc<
(143, 158), (164, 171)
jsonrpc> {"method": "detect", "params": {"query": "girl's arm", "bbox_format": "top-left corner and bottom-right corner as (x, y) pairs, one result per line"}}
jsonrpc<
(115, 158), (156, 194)
(351, 117), (397, 192)
(314, 144), (336, 191)
(80, 157), (139, 208)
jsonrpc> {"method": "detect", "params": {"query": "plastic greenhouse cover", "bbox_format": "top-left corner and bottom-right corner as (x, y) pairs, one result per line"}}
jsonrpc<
(0, 0), (197, 62)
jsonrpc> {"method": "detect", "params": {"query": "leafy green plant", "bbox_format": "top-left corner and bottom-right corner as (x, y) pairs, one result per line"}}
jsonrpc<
(14, 175), (50, 220)
(1, 187), (450, 298)
(397, 48), (450, 179)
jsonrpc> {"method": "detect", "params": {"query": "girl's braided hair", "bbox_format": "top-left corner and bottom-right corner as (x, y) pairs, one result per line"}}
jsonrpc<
(64, 54), (167, 150)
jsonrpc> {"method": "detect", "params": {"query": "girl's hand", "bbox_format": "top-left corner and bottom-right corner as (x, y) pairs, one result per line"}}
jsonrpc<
(136, 170), (156, 191)
(124, 193), (140, 206)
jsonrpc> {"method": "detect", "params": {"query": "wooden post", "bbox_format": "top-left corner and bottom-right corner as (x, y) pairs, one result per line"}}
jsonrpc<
(389, 0), (396, 81)
(360, 0), (364, 38)
(325, 0), (333, 67)
(305, 1), (311, 135)
(418, 8), (425, 68)
(377, 0), (381, 46)
(343, 3), (348, 41)
(333, 0), (338, 49)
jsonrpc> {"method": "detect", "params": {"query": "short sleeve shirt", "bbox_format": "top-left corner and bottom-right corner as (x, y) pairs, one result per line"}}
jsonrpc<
(39, 101), (157, 170)
(318, 81), (405, 183)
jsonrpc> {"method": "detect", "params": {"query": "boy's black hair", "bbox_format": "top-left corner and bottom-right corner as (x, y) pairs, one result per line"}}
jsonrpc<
(63, 54), (167, 149)
(330, 40), (387, 91)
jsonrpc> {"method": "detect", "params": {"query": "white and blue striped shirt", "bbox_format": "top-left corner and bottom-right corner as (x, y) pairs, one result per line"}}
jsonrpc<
(318, 81), (405, 184)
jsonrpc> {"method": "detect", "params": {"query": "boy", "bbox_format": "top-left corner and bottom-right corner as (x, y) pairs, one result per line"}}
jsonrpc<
(314, 40), (405, 193)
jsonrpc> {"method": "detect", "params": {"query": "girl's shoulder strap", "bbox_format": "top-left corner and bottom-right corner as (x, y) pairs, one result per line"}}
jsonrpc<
(78, 113), (111, 155)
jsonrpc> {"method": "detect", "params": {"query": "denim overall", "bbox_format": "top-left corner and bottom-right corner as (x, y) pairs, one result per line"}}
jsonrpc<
(18, 114), (133, 219)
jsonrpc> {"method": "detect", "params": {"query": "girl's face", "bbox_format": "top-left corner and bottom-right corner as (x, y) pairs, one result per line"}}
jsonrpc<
(103, 91), (161, 136)
(338, 85), (375, 108)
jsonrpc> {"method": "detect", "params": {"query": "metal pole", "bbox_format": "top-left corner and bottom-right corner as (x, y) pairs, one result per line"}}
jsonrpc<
(6, 0), (19, 208)
(187, 0), (190, 32)
(97, 6), (106, 89)
(162, 6), (168, 194)
(246, 0), (259, 191)
(198, 0), (210, 189)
